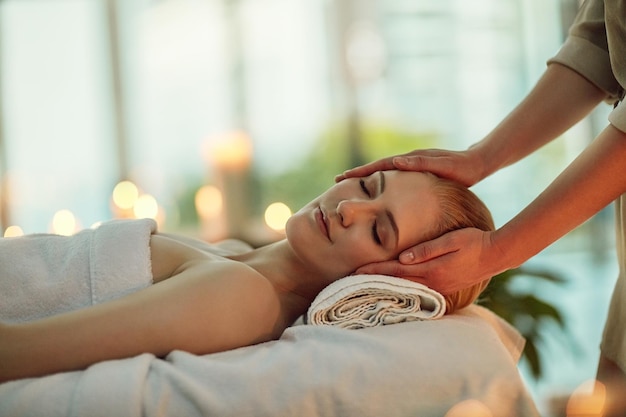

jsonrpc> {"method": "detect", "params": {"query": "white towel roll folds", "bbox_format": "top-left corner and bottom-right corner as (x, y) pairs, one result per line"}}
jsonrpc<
(306, 274), (446, 328)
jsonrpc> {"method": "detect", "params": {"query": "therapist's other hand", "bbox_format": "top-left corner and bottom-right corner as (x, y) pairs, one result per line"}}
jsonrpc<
(354, 228), (504, 295)
(335, 148), (484, 187)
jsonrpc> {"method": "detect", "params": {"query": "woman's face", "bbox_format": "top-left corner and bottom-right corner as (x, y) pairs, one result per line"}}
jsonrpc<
(285, 170), (441, 278)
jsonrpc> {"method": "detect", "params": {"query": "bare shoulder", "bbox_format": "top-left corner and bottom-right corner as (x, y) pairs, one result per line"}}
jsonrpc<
(190, 259), (278, 301)
(201, 261), (282, 323)
(173, 259), (285, 339)
(157, 232), (253, 256)
(150, 234), (261, 284)
(211, 239), (254, 255)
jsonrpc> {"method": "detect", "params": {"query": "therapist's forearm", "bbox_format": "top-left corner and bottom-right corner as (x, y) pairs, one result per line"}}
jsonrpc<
(492, 124), (626, 271)
(470, 63), (607, 180)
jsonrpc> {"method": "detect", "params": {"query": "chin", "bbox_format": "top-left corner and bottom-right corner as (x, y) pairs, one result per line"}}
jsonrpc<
(283, 214), (310, 250)
(283, 215), (298, 241)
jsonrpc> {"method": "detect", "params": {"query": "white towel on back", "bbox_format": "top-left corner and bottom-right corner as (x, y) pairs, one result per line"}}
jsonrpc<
(306, 274), (446, 329)
(0, 218), (156, 323)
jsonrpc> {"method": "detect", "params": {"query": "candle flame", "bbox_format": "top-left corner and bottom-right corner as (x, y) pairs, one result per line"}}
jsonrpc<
(207, 130), (253, 169)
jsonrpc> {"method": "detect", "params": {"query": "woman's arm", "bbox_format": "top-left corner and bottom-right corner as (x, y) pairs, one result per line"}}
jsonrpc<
(492, 123), (626, 270)
(0, 261), (281, 383)
(469, 63), (608, 179)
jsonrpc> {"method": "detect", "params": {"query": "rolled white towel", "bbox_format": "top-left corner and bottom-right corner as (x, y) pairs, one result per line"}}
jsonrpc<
(306, 274), (446, 329)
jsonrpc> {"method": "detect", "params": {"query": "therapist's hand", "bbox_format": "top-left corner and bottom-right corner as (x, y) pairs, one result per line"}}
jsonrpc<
(354, 228), (506, 295)
(335, 148), (485, 187)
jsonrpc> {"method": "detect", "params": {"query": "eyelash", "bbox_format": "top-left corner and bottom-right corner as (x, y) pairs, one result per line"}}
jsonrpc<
(372, 221), (382, 245)
(359, 179), (382, 246)
(359, 179), (370, 197)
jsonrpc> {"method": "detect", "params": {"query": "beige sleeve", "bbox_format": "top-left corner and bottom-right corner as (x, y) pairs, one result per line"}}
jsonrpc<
(548, 0), (626, 132)
(548, 0), (621, 98)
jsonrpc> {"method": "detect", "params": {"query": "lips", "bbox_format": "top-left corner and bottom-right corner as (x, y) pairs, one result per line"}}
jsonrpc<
(315, 207), (331, 241)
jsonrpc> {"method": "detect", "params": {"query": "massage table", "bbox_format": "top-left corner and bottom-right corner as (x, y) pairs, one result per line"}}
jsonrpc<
(0, 219), (540, 416)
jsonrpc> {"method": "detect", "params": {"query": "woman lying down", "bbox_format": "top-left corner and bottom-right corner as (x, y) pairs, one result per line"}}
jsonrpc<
(0, 170), (494, 383)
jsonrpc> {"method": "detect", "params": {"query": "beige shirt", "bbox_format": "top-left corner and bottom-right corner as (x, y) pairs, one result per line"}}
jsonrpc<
(548, 0), (626, 132)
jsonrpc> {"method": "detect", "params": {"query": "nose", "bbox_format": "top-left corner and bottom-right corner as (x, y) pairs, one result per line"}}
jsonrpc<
(336, 199), (375, 226)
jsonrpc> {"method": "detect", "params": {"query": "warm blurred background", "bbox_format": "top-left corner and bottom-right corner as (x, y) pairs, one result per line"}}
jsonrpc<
(0, 0), (616, 415)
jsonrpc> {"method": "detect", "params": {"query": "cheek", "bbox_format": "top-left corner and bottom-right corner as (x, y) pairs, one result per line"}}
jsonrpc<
(337, 240), (387, 270)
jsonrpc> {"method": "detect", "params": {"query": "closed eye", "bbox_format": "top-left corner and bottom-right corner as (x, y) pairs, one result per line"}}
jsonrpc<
(372, 221), (382, 245)
(360, 179), (382, 245)
(359, 179), (371, 197)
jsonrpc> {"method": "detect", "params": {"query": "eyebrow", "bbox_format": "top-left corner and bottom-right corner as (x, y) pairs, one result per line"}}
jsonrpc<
(379, 171), (399, 249)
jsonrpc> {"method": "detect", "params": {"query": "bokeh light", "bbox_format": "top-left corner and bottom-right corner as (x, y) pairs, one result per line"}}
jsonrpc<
(3, 225), (24, 237)
(52, 209), (77, 236)
(195, 185), (223, 219)
(112, 180), (139, 210)
(264, 202), (292, 231)
(133, 194), (159, 219)
(207, 130), (253, 169)
(444, 399), (492, 417)
(566, 379), (606, 417)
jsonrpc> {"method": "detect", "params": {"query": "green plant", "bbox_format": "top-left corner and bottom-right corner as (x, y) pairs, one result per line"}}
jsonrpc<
(478, 266), (567, 379)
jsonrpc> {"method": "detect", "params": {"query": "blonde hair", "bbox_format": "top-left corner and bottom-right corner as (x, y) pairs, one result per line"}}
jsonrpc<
(424, 173), (495, 314)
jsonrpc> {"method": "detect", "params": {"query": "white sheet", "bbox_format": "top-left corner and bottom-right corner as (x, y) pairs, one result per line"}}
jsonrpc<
(0, 305), (539, 417)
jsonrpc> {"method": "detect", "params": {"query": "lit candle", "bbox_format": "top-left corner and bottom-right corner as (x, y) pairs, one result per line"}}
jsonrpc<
(204, 130), (253, 241)
(195, 185), (227, 241)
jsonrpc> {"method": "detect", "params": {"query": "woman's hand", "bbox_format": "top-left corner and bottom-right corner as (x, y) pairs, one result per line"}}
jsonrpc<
(354, 228), (507, 295)
(335, 148), (485, 187)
